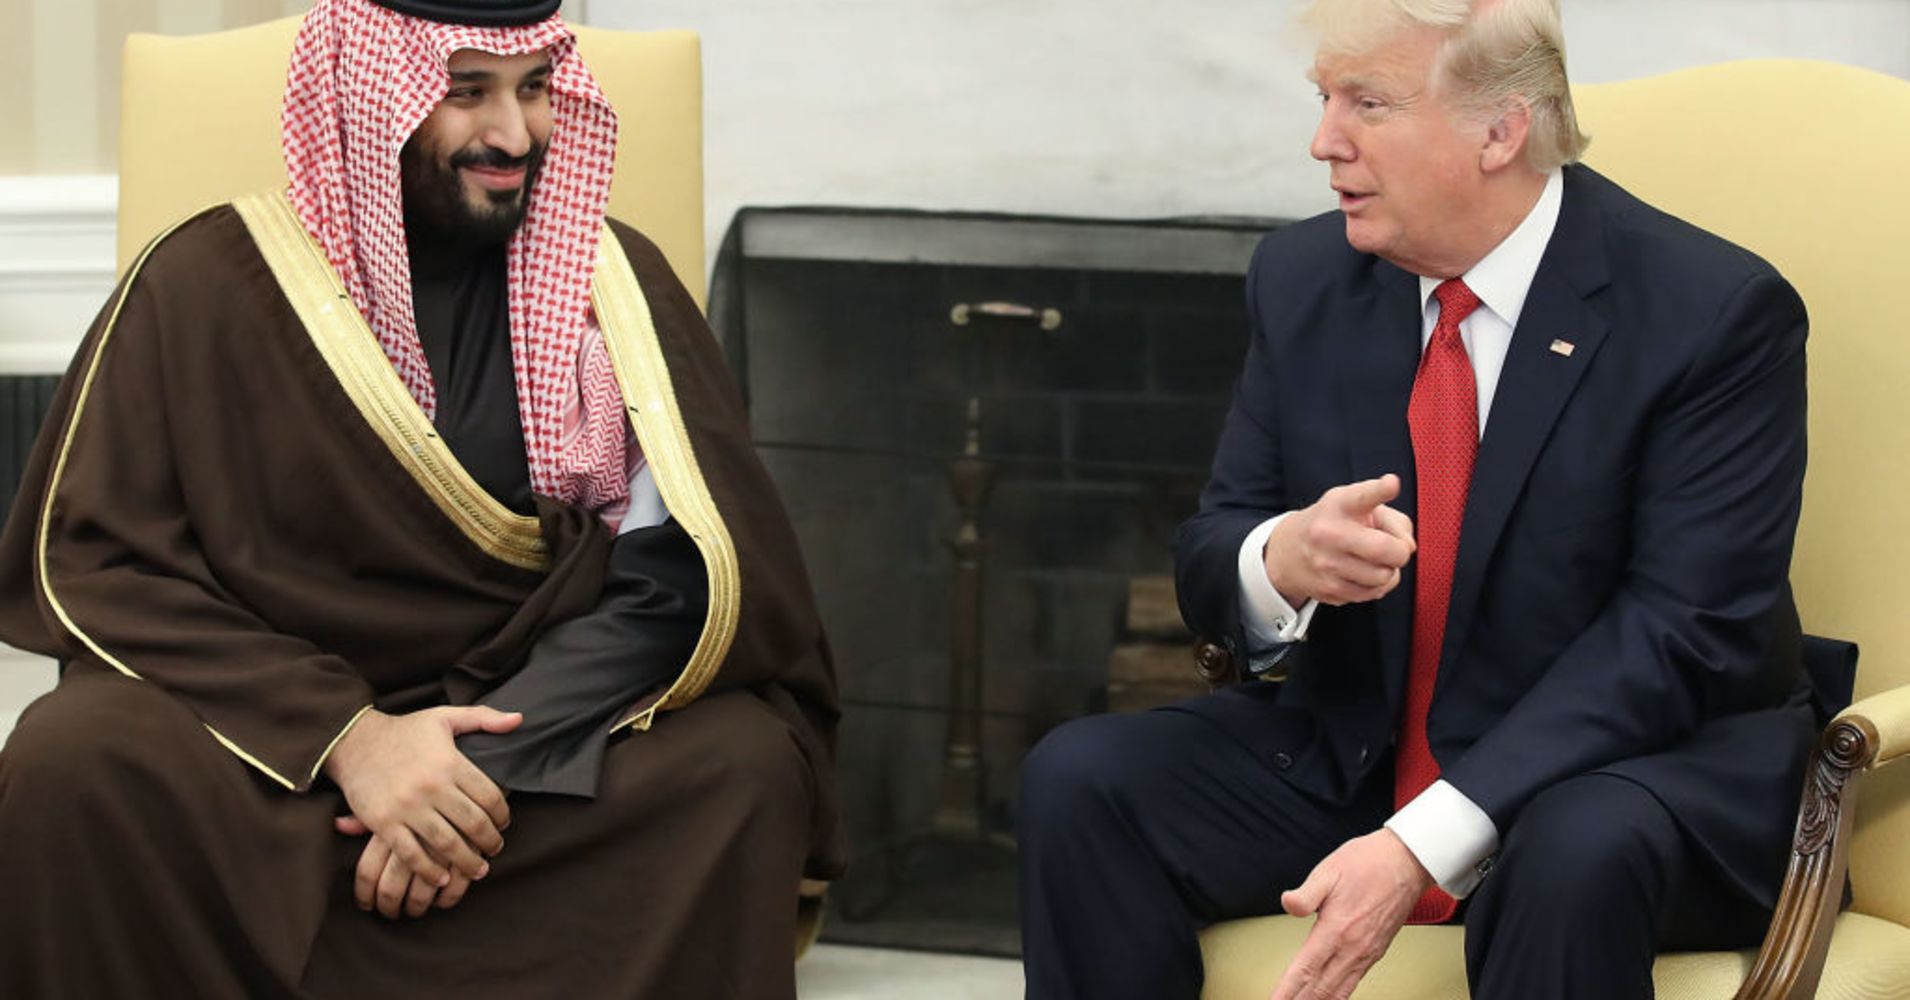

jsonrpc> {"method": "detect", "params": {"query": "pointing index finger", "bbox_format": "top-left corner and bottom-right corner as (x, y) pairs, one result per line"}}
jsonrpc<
(1331, 474), (1401, 516)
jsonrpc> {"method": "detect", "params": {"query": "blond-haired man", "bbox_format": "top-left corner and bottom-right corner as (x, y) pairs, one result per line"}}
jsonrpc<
(1020, 2), (1822, 997)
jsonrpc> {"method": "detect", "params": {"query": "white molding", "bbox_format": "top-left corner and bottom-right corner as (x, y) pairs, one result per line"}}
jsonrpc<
(0, 645), (58, 743)
(0, 175), (118, 375)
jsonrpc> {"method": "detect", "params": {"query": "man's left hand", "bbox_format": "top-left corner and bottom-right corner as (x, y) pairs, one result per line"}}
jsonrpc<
(1269, 829), (1431, 1000)
(339, 816), (478, 919)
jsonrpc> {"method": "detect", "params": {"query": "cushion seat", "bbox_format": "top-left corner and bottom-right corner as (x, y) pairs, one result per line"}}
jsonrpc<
(1198, 912), (1910, 1000)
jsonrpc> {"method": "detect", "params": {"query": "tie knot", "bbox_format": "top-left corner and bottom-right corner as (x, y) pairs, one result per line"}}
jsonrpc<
(1436, 276), (1474, 328)
(1433, 279), (1481, 327)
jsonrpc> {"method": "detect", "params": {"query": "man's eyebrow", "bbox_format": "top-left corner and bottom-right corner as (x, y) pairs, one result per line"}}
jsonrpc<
(448, 62), (552, 84)
(1306, 69), (1391, 94)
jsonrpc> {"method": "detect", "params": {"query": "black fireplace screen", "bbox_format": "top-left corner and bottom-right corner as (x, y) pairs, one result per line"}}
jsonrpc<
(711, 206), (1283, 956)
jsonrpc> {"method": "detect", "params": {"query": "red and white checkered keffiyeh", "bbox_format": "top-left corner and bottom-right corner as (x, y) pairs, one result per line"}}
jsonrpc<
(281, 0), (632, 515)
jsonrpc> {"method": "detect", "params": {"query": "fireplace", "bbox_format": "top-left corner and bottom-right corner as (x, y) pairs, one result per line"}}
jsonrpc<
(710, 206), (1285, 954)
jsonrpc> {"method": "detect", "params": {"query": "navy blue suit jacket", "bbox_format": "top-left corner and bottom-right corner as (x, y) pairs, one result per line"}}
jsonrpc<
(1173, 165), (1816, 906)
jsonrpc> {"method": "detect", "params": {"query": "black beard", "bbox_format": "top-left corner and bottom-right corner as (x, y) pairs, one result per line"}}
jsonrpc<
(400, 138), (547, 247)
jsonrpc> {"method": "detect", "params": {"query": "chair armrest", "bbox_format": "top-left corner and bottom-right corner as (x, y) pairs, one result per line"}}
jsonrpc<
(1736, 682), (1910, 999)
(1194, 639), (1244, 688)
(1844, 683), (1910, 769)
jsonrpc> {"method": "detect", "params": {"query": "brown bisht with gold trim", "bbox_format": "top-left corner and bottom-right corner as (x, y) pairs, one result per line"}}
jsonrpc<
(0, 193), (842, 999)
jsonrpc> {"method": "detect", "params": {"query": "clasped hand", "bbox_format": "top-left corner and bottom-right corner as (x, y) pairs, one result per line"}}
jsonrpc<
(322, 706), (520, 919)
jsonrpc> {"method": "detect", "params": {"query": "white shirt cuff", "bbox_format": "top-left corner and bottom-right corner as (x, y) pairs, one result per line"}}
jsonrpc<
(1384, 779), (1500, 898)
(1237, 514), (1320, 653)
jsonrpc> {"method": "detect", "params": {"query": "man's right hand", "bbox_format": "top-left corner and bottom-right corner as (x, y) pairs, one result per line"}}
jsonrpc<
(340, 827), (478, 919)
(321, 706), (520, 887)
(1264, 474), (1416, 607)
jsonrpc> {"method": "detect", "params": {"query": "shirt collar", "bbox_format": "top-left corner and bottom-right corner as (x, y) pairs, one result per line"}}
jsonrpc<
(1418, 168), (1564, 329)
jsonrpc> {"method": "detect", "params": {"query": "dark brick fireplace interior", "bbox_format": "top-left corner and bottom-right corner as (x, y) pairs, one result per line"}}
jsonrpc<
(710, 207), (1284, 955)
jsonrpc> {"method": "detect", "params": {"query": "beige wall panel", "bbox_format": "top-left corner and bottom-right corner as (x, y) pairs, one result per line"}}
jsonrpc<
(158, 0), (227, 35)
(222, 0), (290, 30)
(30, 0), (101, 173)
(0, 1), (33, 173)
(97, 0), (160, 175)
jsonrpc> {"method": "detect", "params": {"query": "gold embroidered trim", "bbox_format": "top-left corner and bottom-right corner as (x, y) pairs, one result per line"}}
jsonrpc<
(310, 703), (377, 785)
(591, 228), (741, 732)
(35, 207), (307, 791)
(232, 190), (548, 571)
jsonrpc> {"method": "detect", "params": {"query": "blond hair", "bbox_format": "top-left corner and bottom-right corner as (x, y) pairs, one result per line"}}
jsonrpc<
(1301, 0), (1590, 170)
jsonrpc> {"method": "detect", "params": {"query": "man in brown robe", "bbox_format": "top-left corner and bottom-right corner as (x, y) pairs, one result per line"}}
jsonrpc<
(0, 1), (841, 996)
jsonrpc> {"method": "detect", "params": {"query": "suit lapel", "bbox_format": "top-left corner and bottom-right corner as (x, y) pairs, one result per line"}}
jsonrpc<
(1440, 171), (1613, 672)
(1336, 258), (1421, 710)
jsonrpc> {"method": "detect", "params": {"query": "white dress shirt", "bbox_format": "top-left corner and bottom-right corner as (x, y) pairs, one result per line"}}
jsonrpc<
(617, 464), (670, 534)
(1235, 168), (1565, 896)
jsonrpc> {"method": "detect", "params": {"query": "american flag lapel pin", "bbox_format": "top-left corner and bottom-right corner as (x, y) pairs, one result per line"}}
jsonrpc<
(1549, 338), (1576, 357)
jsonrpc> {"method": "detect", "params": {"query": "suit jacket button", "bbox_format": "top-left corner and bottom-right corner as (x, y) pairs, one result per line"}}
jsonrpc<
(1272, 752), (1294, 770)
(1358, 745), (1370, 765)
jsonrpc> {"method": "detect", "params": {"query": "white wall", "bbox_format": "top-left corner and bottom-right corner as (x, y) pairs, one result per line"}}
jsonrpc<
(584, 0), (1910, 263)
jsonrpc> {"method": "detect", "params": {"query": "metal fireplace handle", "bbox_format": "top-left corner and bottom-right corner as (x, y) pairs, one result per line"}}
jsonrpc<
(949, 301), (1064, 331)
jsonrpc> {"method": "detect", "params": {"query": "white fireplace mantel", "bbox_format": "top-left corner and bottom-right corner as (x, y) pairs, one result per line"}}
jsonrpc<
(0, 175), (120, 375)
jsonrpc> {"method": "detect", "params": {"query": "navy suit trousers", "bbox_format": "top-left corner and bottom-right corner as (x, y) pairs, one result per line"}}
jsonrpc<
(1018, 696), (1772, 1000)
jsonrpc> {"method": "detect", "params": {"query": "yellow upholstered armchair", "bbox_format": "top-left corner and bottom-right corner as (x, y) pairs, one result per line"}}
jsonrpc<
(1197, 60), (1910, 999)
(117, 15), (706, 304)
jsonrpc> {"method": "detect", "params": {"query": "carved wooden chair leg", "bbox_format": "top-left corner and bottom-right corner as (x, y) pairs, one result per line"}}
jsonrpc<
(795, 877), (831, 961)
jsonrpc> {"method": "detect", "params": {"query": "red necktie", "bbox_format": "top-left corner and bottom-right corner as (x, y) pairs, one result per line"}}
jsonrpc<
(1396, 278), (1482, 924)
